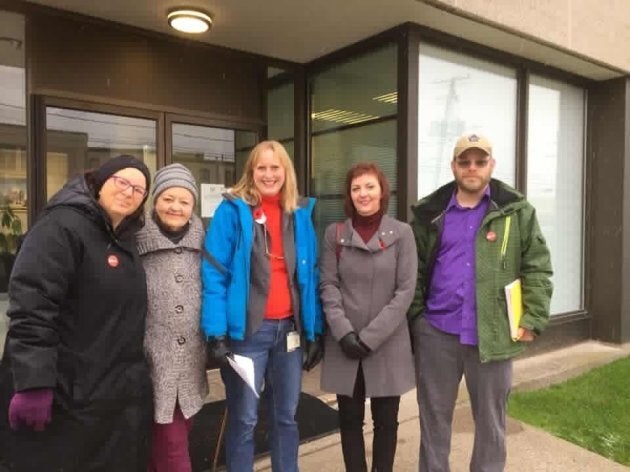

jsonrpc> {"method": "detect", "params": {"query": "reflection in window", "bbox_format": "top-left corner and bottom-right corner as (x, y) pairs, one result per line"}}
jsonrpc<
(312, 121), (398, 235)
(46, 108), (157, 199)
(527, 76), (584, 314)
(171, 122), (256, 221)
(418, 43), (517, 197)
(267, 67), (294, 158)
(0, 9), (25, 352)
(310, 44), (398, 237)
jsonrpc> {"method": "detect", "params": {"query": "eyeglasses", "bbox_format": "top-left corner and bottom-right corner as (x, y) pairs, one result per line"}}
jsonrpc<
(109, 175), (147, 198)
(455, 158), (491, 169)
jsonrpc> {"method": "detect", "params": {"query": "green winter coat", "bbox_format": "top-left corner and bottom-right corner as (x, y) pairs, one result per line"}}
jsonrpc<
(408, 179), (553, 362)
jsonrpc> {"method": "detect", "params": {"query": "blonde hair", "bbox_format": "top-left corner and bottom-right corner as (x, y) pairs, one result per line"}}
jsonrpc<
(231, 140), (299, 212)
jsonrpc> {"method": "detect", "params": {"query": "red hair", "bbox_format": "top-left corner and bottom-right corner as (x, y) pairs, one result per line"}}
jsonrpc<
(343, 162), (390, 218)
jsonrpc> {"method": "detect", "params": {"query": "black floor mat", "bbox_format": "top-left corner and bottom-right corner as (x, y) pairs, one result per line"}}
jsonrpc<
(189, 392), (339, 471)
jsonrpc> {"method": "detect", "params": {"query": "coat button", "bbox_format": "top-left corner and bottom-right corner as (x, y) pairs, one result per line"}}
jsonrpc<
(175, 248), (182, 254)
(175, 305), (184, 313)
(175, 274), (184, 283)
(177, 336), (186, 345)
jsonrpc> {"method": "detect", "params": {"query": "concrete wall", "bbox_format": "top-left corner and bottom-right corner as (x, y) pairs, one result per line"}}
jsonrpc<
(424, 0), (630, 74)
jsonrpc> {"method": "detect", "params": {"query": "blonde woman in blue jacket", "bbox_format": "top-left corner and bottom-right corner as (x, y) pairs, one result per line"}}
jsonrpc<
(201, 140), (323, 471)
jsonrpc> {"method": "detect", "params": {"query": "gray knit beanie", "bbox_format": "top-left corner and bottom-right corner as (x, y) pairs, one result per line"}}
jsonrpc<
(152, 163), (199, 203)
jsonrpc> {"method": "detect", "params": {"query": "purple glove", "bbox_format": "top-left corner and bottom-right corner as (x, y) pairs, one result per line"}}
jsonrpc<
(8, 388), (53, 432)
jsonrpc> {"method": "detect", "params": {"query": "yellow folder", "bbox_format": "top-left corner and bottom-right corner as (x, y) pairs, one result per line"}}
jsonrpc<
(504, 279), (523, 341)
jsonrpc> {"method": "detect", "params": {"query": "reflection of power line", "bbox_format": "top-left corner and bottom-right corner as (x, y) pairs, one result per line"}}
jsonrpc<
(432, 75), (469, 188)
(0, 105), (239, 151)
(174, 137), (233, 144)
(86, 140), (155, 147)
(173, 132), (234, 144)
(0, 103), (26, 110)
(47, 109), (156, 131)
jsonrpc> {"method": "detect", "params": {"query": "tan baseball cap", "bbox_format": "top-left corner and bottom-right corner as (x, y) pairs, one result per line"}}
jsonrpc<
(453, 133), (492, 159)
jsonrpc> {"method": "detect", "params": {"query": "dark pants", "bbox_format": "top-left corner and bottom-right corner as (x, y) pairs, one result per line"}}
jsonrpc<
(2, 398), (152, 471)
(337, 366), (400, 472)
(148, 405), (194, 472)
(412, 317), (513, 472)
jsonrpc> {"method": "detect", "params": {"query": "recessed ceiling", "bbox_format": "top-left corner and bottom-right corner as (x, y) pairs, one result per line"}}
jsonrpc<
(24, 0), (623, 80)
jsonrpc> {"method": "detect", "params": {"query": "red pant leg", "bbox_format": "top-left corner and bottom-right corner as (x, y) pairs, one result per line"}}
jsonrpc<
(148, 406), (193, 472)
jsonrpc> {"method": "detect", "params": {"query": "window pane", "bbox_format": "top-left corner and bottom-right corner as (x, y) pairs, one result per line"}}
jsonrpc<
(171, 122), (256, 222)
(267, 67), (294, 158)
(310, 44), (397, 236)
(418, 43), (517, 197)
(46, 108), (157, 199)
(527, 76), (584, 314)
(311, 120), (398, 237)
(0, 10), (25, 353)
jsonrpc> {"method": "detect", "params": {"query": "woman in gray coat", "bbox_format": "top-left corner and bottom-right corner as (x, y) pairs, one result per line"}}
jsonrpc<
(320, 162), (417, 472)
(136, 163), (209, 472)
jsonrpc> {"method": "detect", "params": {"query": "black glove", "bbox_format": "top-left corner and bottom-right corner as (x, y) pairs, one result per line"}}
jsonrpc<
(302, 335), (324, 371)
(339, 332), (371, 360)
(206, 336), (232, 368)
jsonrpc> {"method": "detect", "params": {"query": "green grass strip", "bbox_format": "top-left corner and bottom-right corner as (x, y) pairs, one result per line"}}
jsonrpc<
(508, 356), (630, 465)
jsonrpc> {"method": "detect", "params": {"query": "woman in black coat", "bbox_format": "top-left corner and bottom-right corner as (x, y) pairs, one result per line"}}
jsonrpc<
(0, 155), (153, 472)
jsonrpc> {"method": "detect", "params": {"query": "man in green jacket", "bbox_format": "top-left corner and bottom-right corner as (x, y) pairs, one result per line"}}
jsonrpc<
(408, 133), (553, 472)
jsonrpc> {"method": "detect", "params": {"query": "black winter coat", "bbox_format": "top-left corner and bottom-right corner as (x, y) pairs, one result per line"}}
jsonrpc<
(0, 175), (152, 472)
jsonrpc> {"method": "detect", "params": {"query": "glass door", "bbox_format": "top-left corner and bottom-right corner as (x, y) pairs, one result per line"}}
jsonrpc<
(45, 106), (158, 199)
(0, 9), (26, 351)
(168, 118), (258, 223)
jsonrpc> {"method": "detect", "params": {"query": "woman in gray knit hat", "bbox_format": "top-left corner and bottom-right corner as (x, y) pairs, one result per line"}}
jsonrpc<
(136, 163), (208, 472)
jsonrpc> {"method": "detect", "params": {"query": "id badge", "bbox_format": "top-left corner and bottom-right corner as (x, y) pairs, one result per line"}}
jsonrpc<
(286, 330), (301, 352)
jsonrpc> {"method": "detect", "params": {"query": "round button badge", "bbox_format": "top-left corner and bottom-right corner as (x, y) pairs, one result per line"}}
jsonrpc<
(486, 231), (497, 242)
(107, 254), (119, 267)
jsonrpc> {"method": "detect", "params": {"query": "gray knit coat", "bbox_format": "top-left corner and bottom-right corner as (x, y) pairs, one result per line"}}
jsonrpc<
(136, 213), (209, 423)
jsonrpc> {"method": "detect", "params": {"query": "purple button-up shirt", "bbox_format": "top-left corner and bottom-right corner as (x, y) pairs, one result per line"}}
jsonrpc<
(424, 187), (490, 345)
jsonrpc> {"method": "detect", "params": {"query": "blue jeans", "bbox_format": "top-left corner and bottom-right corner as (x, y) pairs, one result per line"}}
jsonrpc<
(221, 318), (303, 472)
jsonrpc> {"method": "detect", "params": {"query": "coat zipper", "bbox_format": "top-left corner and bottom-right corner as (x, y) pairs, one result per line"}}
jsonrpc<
(500, 215), (511, 269)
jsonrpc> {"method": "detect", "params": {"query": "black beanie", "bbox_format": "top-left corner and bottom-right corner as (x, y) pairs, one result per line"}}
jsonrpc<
(91, 155), (151, 196)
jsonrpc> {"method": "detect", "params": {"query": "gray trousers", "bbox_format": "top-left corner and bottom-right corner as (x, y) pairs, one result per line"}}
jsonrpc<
(411, 317), (512, 472)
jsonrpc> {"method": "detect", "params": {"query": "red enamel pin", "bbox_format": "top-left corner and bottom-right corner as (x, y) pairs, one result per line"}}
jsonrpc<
(486, 231), (497, 242)
(107, 254), (120, 268)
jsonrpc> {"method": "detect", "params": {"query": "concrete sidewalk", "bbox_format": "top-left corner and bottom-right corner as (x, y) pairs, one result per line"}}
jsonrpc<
(254, 340), (630, 471)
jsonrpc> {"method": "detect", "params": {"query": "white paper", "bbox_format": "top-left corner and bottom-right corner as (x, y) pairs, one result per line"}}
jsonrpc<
(226, 354), (259, 398)
(200, 183), (226, 218)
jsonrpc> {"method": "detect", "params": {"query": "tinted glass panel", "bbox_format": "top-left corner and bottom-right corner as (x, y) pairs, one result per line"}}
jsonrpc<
(418, 43), (517, 197)
(46, 107), (157, 199)
(171, 122), (256, 222)
(0, 10), (25, 353)
(310, 44), (398, 237)
(527, 75), (585, 314)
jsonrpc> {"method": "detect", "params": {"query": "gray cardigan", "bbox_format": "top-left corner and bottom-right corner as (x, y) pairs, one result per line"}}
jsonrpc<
(136, 214), (209, 423)
(320, 215), (418, 397)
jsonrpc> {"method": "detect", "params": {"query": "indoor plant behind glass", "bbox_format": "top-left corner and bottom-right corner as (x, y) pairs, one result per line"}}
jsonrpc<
(0, 199), (23, 292)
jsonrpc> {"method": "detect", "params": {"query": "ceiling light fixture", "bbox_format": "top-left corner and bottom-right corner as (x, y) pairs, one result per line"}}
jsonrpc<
(167, 8), (212, 34)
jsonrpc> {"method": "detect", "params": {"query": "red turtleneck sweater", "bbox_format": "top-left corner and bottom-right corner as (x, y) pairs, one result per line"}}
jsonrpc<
(352, 210), (383, 244)
(260, 194), (292, 319)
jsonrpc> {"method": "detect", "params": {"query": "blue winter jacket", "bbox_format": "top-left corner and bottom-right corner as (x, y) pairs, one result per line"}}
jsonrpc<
(201, 195), (324, 341)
